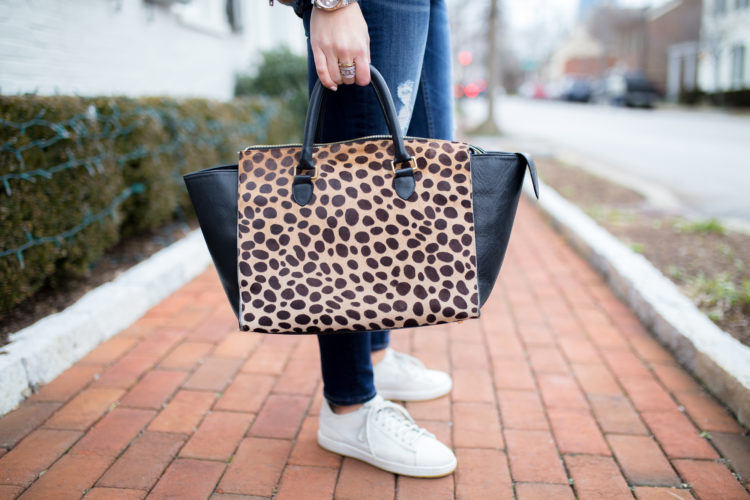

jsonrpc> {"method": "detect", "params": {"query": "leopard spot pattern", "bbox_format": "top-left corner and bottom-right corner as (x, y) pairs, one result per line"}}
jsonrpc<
(237, 138), (478, 333)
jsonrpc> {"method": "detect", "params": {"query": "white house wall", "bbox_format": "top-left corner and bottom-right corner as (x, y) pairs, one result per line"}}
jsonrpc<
(0, 0), (306, 100)
(698, 0), (750, 92)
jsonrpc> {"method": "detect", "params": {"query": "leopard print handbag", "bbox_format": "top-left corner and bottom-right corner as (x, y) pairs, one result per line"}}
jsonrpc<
(184, 65), (539, 334)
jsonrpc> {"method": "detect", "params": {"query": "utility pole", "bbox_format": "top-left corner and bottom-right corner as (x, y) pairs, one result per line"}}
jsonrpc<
(472, 0), (501, 135)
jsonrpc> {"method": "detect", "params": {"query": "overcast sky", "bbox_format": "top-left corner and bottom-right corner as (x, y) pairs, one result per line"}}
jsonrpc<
(469, 0), (674, 62)
(504, 0), (669, 32)
(444, 0), (674, 63)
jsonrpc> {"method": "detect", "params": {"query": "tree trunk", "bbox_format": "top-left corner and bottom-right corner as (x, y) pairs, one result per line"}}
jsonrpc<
(472, 0), (501, 135)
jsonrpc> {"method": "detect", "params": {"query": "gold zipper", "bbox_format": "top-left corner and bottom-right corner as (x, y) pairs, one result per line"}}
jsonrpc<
(239, 135), (486, 155)
(241, 134), (404, 152)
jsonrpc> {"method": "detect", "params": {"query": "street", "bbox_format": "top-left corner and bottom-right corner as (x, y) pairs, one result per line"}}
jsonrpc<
(461, 96), (750, 225)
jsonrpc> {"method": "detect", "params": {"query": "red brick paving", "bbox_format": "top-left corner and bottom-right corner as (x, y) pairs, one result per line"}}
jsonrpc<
(454, 448), (512, 499)
(97, 431), (186, 491)
(43, 388), (125, 430)
(146, 389), (216, 434)
(632, 486), (694, 500)
(548, 408), (611, 455)
(334, 457), (395, 499)
(565, 455), (633, 500)
(607, 434), (681, 486)
(119, 369), (187, 409)
(397, 474), (455, 500)
(515, 482), (576, 500)
(0, 200), (748, 499)
(504, 429), (567, 483)
(288, 416), (341, 468)
(274, 465), (338, 500)
(83, 488), (145, 500)
(0, 402), (61, 448)
(452, 402), (504, 449)
(588, 394), (649, 435)
(496, 389), (549, 430)
(148, 458), (225, 499)
(70, 407), (155, 457)
(218, 437), (291, 496)
(673, 459), (750, 500)
(179, 411), (253, 461)
(0, 429), (81, 487)
(27, 364), (102, 404)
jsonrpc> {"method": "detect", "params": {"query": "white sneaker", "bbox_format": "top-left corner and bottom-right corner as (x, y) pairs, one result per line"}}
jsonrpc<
(373, 348), (452, 401)
(317, 395), (457, 477)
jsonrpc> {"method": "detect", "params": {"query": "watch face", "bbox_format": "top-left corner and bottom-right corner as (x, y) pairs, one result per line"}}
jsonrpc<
(317, 0), (340, 8)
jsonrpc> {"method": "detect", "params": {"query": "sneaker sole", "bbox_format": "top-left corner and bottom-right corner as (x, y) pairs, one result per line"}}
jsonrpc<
(317, 430), (457, 478)
(376, 381), (452, 402)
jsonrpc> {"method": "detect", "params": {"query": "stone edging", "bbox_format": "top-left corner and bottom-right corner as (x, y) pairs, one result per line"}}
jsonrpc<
(0, 230), (211, 416)
(527, 181), (750, 427)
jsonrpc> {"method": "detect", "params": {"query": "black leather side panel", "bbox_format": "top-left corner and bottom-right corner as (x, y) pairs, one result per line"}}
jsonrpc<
(471, 153), (526, 307)
(184, 165), (241, 319)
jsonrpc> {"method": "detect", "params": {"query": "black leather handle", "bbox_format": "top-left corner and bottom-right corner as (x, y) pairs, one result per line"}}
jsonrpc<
(299, 65), (412, 171)
(292, 65), (416, 206)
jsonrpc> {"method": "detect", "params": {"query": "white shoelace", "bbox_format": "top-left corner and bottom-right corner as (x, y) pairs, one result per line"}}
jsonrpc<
(360, 397), (434, 457)
(389, 350), (427, 377)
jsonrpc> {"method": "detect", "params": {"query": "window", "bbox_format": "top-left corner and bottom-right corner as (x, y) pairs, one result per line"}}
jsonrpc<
(226, 0), (243, 33)
(731, 44), (746, 88)
(715, 0), (727, 15)
(736, 0), (749, 8)
(170, 0), (235, 36)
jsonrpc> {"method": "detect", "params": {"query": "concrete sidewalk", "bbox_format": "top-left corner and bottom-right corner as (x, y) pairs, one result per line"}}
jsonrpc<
(1, 200), (748, 500)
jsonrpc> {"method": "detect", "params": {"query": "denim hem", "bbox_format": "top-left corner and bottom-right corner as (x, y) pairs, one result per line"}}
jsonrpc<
(324, 390), (378, 407)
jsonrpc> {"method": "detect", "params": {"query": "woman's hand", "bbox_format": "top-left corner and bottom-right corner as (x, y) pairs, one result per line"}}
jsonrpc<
(310, 3), (371, 90)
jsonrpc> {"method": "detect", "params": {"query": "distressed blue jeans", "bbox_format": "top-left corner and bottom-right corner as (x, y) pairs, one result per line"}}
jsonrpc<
(303, 0), (453, 406)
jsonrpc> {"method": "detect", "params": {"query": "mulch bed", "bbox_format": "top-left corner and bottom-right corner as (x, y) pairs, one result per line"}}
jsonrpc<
(539, 158), (750, 347)
(0, 218), (198, 348)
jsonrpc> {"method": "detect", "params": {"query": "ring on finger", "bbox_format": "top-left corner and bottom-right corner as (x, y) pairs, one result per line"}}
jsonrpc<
(338, 61), (356, 80)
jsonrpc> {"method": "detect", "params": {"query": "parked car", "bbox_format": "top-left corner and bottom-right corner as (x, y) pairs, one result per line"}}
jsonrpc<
(518, 80), (548, 100)
(599, 72), (659, 108)
(559, 78), (594, 103)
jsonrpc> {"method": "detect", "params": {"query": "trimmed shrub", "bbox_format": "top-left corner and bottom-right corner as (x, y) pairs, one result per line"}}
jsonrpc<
(703, 89), (750, 108)
(0, 97), (123, 308)
(0, 94), (297, 315)
(678, 89), (706, 106)
(721, 89), (750, 107)
(235, 46), (308, 135)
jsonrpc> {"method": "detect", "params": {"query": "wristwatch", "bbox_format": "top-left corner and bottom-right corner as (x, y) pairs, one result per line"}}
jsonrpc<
(312, 0), (357, 11)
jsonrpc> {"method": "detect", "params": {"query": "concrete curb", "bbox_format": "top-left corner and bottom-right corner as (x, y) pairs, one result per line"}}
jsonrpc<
(527, 180), (750, 427)
(0, 229), (211, 416)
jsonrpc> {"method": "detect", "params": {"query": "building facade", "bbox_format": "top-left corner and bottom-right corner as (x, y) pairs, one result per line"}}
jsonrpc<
(547, 0), (704, 100)
(645, 0), (702, 100)
(0, 0), (307, 100)
(698, 0), (750, 92)
(546, 26), (607, 81)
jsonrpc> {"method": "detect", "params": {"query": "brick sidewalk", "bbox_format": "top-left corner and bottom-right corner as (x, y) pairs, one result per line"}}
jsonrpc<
(1, 200), (749, 500)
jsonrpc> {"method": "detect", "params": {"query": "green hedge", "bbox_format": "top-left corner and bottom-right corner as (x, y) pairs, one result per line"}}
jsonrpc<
(717, 89), (750, 107)
(235, 46), (308, 131)
(0, 94), (299, 315)
(679, 89), (750, 107)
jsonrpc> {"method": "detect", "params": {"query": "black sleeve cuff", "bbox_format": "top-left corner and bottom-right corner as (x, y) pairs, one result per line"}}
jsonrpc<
(293, 0), (312, 18)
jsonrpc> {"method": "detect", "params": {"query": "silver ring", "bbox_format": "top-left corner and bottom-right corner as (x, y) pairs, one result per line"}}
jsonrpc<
(338, 62), (356, 79)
